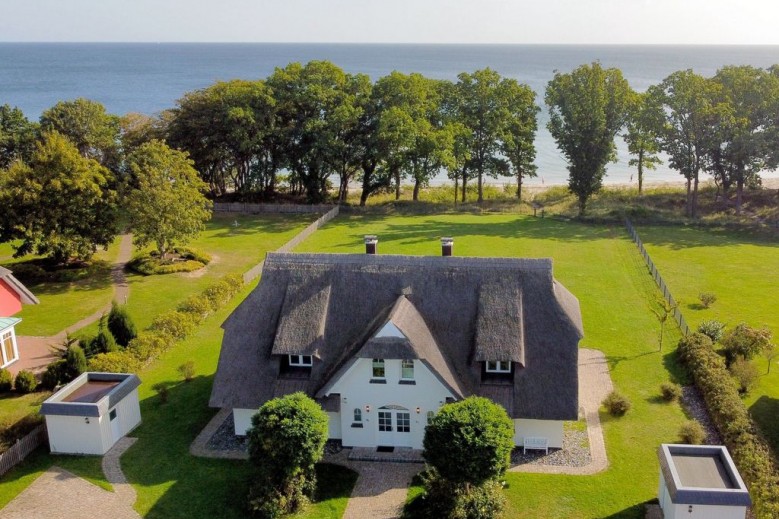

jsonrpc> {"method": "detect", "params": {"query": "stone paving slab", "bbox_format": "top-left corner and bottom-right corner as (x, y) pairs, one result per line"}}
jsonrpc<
(348, 447), (424, 463)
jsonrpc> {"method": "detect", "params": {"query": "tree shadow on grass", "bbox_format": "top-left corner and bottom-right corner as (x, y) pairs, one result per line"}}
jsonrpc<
(209, 213), (317, 239)
(601, 500), (657, 518)
(749, 395), (779, 456)
(633, 223), (779, 250)
(2, 259), (113, 297)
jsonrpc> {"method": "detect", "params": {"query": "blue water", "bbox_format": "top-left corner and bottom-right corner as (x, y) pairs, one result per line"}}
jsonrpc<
(2, 43), (778, 186)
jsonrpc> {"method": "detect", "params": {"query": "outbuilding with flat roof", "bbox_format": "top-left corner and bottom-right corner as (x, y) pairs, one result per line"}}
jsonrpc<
(658, 444), (751, 519)
(40, 372), (141, 455)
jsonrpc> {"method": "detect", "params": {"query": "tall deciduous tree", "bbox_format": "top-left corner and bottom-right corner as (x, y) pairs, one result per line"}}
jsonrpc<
(125, 140), (212, 259)
(545, 62), (631, 216)
(648, 70), (719, 218)
(39, 98), (120, 168)
(710, 66), (779, 214)
(0, 104), (37, 170)
(0, 131), (118, 262)
(623, 90), (662, 195)
(500, 80), (539, 201)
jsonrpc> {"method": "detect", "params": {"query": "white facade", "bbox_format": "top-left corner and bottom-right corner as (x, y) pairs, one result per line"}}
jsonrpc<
(658, 473), (748, 519)
(0, 324), (19, 369)
(514, 418), (564, 449)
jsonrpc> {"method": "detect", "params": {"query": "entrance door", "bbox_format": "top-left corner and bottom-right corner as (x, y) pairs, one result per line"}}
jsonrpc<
(377, 405), (411, 447)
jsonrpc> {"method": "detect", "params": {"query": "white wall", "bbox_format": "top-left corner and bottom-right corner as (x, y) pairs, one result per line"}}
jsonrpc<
(234, 408), (256, 435)
(326, 358), (455, 449)
(659, 472), (748, 519)
(513, 419), (564, 449)
(45, 414), (107, 455)
(111, 388), (142, 439)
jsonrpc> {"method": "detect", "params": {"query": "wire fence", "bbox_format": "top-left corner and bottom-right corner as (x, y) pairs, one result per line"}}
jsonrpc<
(624, 218), (691, 336)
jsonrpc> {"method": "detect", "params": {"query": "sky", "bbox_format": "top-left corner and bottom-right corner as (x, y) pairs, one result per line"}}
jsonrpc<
(2, 0), (779, 44)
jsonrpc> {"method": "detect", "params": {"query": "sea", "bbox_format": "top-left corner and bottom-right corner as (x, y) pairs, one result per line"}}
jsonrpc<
(2, 43), (779, 186)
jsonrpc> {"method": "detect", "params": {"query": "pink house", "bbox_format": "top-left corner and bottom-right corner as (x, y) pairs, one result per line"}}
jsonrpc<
(0, 267), (39, 369)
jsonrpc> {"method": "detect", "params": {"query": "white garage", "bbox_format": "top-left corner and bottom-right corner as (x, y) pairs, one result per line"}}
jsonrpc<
(658, 444), (751, 519)
(40, 372), (142, 455)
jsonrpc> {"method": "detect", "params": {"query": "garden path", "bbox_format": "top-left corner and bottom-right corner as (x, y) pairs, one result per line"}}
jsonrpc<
(0, 438), (139, 519)
(10, 233), (133, 376)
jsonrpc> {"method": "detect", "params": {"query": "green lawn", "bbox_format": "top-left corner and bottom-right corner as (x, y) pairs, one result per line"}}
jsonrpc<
(5, 238), (122, 337)
(636, 224), (779, 454)
(124, 213), (312, 331)
(296, 213), (688, 518)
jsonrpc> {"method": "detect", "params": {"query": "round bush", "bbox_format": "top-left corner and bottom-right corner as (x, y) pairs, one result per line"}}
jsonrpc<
(127, 247), (210, 276)
(14, 370), (38, 393)
(40, 360), (68, 390)
(660, 382), (682, 402)
(0, 368), (13, 392)
(697, 320), (725, 343)
(679, 420), (706, 445)
(603, 390), (631, 417)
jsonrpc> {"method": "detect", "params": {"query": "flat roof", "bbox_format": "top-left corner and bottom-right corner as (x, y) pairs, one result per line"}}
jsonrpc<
(62, 380), (120, 404)
(658, 444), (751, 507)
(40, 372), (141, 418)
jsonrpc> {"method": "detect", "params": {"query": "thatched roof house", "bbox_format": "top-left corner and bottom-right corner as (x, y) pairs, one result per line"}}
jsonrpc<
(211, 244), (583, 449)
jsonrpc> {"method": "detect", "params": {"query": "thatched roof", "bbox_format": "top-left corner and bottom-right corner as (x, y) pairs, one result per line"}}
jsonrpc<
(0, 266), (40, 305)
(210, 252), (583, 421)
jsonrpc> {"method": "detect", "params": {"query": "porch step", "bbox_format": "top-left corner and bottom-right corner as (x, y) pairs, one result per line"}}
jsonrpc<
(347, 447), (424, 463)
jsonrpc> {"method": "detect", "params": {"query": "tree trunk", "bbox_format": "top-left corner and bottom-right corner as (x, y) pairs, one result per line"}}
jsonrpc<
(692, 172), (700, 219)
(477, 169), (484, 203)
(412, 178), (421, 201)
(461, 171), (468, 203)
(454, 178), (459, 205)
(394, 170), (401, 200)
(685, 178), (692, 218)
(516, 173), (522, 201)
(637, 150), (644, 196)
(578, 196), (586, 217)
(735, 177), (744, 215)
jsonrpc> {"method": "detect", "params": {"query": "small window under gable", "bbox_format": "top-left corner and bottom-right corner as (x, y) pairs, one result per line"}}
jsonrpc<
(372, 358), (385, 378)
(375, 321), (406, 338)
(401, 359), (414, 380)
(485, 360), (511, 373)
(288, 354), (313, 367)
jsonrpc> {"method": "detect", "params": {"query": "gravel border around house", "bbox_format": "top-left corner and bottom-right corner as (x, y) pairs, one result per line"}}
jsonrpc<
(511, 425), (591, 467)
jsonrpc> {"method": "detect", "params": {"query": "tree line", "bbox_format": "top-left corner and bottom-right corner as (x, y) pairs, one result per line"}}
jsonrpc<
(2, 61), (778, 262)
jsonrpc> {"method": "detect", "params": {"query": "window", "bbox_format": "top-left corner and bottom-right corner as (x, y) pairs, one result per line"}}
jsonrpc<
(353, 408), (362, 423)
(401, 359), (414, 380)
(372, 359), (385, 378)
(426, 411), (434, 425)
(289, 354), (313, 367)
(1, 331), (14, 366)
(378, 411), (392, 432)
(486, 360), (511, 373)
(109, 409), (117, 421)
(397, 412), (410, 433)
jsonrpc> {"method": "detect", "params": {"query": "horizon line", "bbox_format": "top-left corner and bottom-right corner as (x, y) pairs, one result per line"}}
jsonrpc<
(2, 41), (779, 47)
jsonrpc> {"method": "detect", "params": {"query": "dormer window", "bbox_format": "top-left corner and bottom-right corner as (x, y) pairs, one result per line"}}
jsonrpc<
(485, 360), (511, 373)
(289, 354), (313, 367)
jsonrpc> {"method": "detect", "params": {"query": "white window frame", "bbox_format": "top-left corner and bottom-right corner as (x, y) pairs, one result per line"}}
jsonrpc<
(288, 354), (313, 367)
(401, 359), (414, 380)
(486, 360), (511, 373)
(372, 358), (385, 379)
(353, 408), (362, 423)
(0, 329), (18, 368)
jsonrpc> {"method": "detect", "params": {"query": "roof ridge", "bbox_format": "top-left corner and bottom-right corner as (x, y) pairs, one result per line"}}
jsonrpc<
(266, 252), (552, 271)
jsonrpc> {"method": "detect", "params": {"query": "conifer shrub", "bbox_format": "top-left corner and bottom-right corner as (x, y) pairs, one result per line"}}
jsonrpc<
(65, 344), (87, 379)
(660, 382), (682, 402)
(0, 368), (13, 392)
(40, 360), (68, 390)
(603, 390), (631, 417)
(107, 302), (137, 347)
(14, 370), (37, 393)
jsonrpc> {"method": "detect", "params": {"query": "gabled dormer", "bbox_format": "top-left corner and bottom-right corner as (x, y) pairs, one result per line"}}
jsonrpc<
(475, 280), (524, 383)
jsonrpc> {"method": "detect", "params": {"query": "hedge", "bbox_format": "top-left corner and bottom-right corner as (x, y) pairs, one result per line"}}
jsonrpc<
(677, 333), (779, 518)
(88, 273), (244, 373)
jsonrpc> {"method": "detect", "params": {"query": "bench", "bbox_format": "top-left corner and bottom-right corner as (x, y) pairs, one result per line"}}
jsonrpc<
(523, 436), (548, 454)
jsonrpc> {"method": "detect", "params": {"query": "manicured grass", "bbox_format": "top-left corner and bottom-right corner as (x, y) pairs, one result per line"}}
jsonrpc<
(5, 238), (121, 336)
(297, 213), (688, 518)
(0, 391), (50, 436)
(637, 224), (779, 454)
(124, 213), (312, 330)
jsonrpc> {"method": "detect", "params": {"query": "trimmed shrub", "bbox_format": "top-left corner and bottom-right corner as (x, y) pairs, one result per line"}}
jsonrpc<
(0, 368), (13, 392)
(410, 469), (506, 519)
(178, 360), (195, 382)
(679, 420), (706, 445)
(88, 350), (141, 373)
(698, 292), (717, 309)
(660, 382), (682, 402)
(14, 370), (37, 393)
(127, 331), (174, 364)
(202, 280), (233, 308)
(697, 319), (725, 343)
(108, 302), (137, 347)
(247, 392), (329, 518)
(127, 247), (210, 276)
(152, 382), (169, 404)
(150, 311), (196, 340)
(603, 390), (631, 417)
(423, 397), (514, 486)
(178, 294), (215, 322)
(729, 358), (759, 394)
(41, 360), (67, 390)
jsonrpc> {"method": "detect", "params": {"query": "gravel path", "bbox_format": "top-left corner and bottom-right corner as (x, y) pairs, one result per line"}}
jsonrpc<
(680, 385), (723, 445)
(0, 438), (139, 519)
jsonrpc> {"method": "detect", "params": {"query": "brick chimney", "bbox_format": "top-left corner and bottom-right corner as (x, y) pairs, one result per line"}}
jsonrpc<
(441, 237), (454, 257)
(364, 235), (378, 255)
